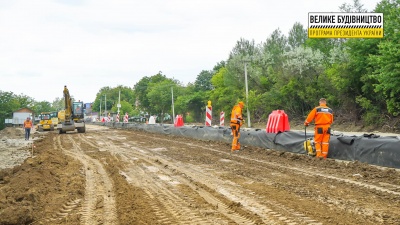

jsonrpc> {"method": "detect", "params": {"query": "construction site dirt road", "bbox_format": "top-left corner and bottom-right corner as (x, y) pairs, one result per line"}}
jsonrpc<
(0, 124), (399, 225)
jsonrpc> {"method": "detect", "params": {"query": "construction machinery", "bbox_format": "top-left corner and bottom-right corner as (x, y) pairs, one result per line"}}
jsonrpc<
(304, 126), (316, 156)
(57, 85), (86, 134)
(58, 110), (65, 123)
(37, 111), (58, 132)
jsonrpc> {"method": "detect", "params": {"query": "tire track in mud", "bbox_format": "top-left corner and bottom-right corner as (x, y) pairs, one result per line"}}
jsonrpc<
(121, 164), (230, 225)
(121, 149), (256, 225)
(81, 132), (245, 224)
(30, 136), (84, 224)
(73, 127), (400, 224)
(126, 145), (320, 225)
(55, 134), (118, 225)
(134, 133), (400, 196)
(91, 130), (318, 224)
(128, 131), (400, 224)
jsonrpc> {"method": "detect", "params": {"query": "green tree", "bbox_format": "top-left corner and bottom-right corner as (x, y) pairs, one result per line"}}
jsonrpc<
(0, 92), (35, 129)
(134, 72), (169, 113)
(212, 61), (226, 74)
(52, 97), (64, 111)
(305, 38), (339, 61)
(32, 101), (55, 115)
(194, 70), (214, 91)
(325, 46), (356, 118)
(283, 46), (326, 105)
(111, 100), (136, 116)
(339, 0), (367, 12)
(369, 0), (400, 116)
(343, 37), (381, 124)
(91, 86), (135, 116)
(92, 86), (113, 117)
(261, 29), (288, 71)
(106, 86), (136, 112)
(288, 22), (307, 50)
(0, 91), (19, 129)
(175, 83), (208, 122)
(209, 67), (243, 118)
(258, 28), (288, 97)
(147, 79), (181, 123)
(226, 38), (260, 89)
(15, 94), (35, 109)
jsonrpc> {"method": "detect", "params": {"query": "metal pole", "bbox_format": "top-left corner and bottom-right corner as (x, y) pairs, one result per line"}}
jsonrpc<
(117, 90), (120, 114)
(104, 94), (107, 117)
(100, 97), (102, 120)
(244, 63), (251, 127)
(171, 86), (175, 124)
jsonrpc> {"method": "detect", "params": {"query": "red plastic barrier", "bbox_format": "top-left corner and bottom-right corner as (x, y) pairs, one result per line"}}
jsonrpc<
(174, 115), (184, 127)
(266, 110), (290, 133)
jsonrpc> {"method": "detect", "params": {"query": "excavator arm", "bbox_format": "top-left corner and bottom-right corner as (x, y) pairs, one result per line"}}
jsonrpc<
(63, 85), (72, 123)
(58, 85), (86, 134)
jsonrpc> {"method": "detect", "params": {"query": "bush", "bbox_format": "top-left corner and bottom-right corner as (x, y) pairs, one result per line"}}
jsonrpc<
(185, 114), (195, 123)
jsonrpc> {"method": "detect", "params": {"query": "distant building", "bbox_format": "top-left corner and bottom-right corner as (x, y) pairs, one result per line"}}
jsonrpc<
(12, 108), (35, 126)
(83, 103), (98, 122)
(84, 102), (93, 114)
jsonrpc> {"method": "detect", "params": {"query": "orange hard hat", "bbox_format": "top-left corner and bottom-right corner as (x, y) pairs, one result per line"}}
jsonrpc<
(238, 101), (244, 106)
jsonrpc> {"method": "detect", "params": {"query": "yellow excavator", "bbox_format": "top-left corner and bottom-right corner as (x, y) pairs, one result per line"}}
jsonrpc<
(57, 85), (86, 134)
(37, 111), (58, 132)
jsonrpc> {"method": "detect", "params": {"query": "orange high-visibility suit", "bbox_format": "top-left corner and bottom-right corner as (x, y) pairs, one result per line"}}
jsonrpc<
(304, 99), (333, 158)
(23, 118), (33, 140)
(230, 102), (244, 151)
(23, 119), (33, 129)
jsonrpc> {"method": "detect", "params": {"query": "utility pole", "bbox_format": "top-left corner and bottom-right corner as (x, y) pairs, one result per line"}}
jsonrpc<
(104, 94), (107, 117)
(171, 86), (175, 124)
(244, 62), (251, 127)
(117, 90), (121, 114)
(100, 97), (102, 120)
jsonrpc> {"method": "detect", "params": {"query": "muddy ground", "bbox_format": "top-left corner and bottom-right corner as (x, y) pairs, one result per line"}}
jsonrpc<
(0, 124), (399, 225)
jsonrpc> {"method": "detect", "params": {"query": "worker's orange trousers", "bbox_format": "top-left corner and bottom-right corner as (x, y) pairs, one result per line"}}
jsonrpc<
(314, 125), (331, 158)
(230, 123), (241, 150)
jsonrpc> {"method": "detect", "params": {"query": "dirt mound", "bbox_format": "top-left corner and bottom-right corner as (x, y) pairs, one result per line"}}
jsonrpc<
(0, 127), (25, 139)
(0, 133), (85, 225)
(0, 127), (49, 170)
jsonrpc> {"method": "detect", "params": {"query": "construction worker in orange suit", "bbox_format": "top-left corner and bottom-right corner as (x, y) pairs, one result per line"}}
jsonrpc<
(23, 117), (33, 140)
(230, 101), (244, 152)
(304, 98), (334, 159)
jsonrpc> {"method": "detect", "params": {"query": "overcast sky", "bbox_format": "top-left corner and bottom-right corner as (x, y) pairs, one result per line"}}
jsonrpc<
(0, 0), (380, 103)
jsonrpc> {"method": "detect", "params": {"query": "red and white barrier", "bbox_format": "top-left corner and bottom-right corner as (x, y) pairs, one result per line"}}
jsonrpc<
(220, 111), (225, 126)
(116, 113), (120, 122)
(205, 106), (212, 126)
(123, 112), (129, 123)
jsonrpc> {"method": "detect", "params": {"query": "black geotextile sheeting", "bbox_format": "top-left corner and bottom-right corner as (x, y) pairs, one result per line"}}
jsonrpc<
(96, 122), (400, 169)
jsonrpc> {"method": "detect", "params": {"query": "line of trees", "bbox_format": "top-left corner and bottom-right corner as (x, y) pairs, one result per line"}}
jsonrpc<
(0, 91), (64, 129)
(116, 0), (398, 128)
(1, 0), (398, 130)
